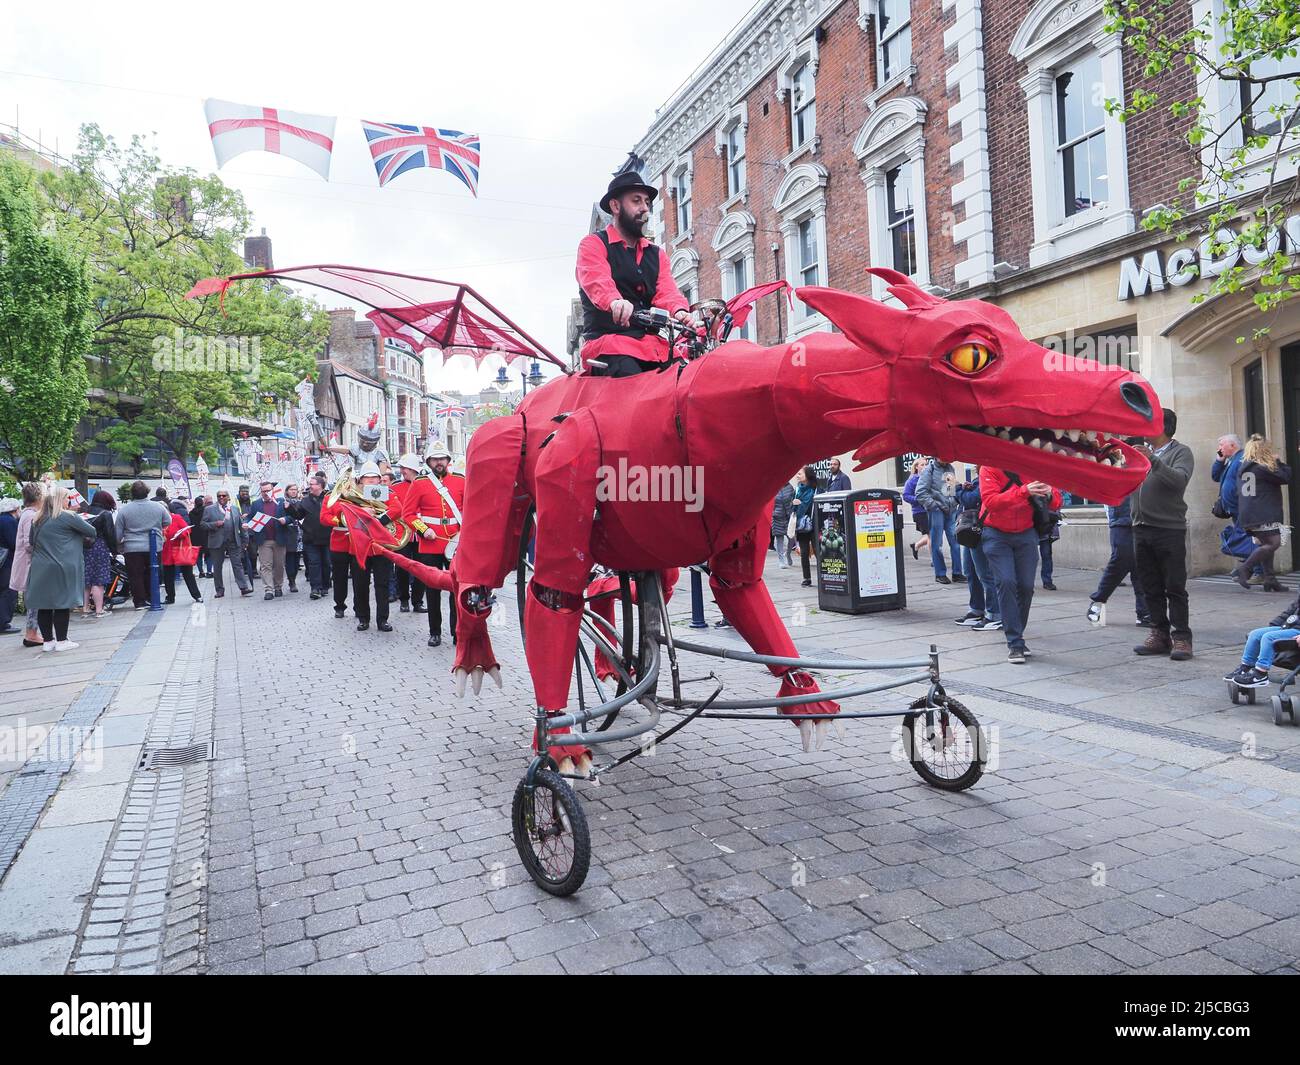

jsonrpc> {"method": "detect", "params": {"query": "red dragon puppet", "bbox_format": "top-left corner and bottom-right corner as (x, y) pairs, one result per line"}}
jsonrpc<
(191, 266), (1161, 776)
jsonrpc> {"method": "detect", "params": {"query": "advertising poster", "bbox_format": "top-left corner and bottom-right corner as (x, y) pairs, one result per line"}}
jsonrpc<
(815, 500), (849, 595)
(855, 498), (898, 597)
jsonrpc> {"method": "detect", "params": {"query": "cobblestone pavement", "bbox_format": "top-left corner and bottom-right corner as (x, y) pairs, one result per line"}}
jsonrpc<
(192, 557), (1300, 975)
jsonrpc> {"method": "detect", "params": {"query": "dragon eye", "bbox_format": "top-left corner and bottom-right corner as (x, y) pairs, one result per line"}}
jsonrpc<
(947, 343), (994, 374)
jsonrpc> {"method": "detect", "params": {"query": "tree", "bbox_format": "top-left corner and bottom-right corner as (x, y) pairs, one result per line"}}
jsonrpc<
(36, 125), (327, 488)
(1105, 0), (1300, 337)
(0, 155), (92, 481)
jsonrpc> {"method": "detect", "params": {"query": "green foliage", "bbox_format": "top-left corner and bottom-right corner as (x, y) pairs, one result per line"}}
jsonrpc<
(0, 155), (92, 479)
(37, 125), (328, 469)
(1103, 0), (1300, 332)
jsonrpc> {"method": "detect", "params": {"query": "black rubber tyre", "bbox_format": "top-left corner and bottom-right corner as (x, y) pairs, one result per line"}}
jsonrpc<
(1229, 684), (1243, 705)
(512, 769), (591, 897)
(902, 697), (986, 792)
(1273, 695), (1288, 727)
(1246, 688), (1258, 705)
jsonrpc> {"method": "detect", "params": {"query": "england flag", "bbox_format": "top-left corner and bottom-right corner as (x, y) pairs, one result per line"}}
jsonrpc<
(204, 98), (336, 180)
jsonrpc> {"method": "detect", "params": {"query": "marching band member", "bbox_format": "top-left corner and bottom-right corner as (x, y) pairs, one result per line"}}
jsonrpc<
(390, 454), (426, 614)
(319, 471), (359, 621)
(346, 462), (393, 633)
(402, 443), (464, 648)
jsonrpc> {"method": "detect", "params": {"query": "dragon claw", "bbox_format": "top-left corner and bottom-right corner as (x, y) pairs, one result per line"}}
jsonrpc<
(487, 667), (502, 689)
(798, 720), (814, 753)
(834, 718), (847, 742)
(454, 669), (468, 699)
(471, 668), (483, 696)
(557, 756), (576, 777)
(814, 719), (830, 750)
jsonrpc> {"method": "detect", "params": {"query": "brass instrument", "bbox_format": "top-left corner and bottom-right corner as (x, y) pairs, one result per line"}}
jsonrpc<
(327, 468), (413, 550)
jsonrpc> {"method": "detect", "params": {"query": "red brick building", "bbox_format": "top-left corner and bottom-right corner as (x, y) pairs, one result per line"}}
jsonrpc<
(627, 0), (1300, 573)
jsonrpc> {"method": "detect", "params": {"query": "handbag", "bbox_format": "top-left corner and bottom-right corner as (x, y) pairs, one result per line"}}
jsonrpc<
(955, 476), (1015, 548)
(1211, 497), (1230, 520)
(0, 546), (9, 570)
(797, 513), (812, 534)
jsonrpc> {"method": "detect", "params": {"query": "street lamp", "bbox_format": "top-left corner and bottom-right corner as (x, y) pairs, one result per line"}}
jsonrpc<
(495, 360), (545, 399)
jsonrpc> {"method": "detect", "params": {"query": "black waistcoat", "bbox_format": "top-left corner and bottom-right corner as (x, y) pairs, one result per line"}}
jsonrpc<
(579, 231), (661, 342)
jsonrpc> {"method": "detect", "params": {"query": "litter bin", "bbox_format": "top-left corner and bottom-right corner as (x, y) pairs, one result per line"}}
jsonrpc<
(813, 489), (906, 614)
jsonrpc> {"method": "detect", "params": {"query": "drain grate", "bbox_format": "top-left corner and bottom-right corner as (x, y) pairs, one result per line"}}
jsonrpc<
(138, 741), (215, 771)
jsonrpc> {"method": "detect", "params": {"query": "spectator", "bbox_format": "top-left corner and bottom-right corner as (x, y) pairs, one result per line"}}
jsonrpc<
(953, 476), (1001, 632)
(162, 500), (203, 605)
(282, 483), (304, 594)
(9, 483), (45, 645)
(1132, 408), (1196, 660)
(826, 459), (851, 493)
(189, 496), (213, 578)
(794, 466), (817, 587)
(82, 490), (119, 619)
(771, 480), (796, 569)
(902, 456), (931, 560)
(244, 481), (290, 601)
(201, 490), (253, 598)
(1223, 592), (1300, 688)
(1212, 433), (1256, 579)
(1086, 495), (1150, 627)
(153, 487), (169, 504)
(1038, 501), (1061, 591)
(916, 457), (965, 584)
(0, 497), (19, 635)
(26, 487), (97, 651)
(114, 480), (169, 608)
(1232, 434), (1290, 593)
(236, 484), (257, 584)
(288, 474), (332, 600)
(979, 467), (1061, 664)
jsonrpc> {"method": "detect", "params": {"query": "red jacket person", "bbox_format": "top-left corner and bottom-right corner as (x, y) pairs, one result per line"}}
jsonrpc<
(576, 171), (694, 377)
(401, 442), (465, 647)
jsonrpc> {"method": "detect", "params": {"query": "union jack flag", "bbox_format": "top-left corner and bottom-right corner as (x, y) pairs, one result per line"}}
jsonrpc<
(435, 404), (468, 418)
(360, 121), (481, 196)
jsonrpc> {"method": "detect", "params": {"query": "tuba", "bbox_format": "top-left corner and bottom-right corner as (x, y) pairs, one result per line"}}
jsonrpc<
(327, 469), (413, 550)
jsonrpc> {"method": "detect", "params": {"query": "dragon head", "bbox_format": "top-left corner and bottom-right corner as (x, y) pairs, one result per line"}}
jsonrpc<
(797, 270), (1160, 505)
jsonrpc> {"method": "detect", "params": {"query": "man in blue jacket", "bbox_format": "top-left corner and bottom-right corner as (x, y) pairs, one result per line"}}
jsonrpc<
(244, 481), (290, 601)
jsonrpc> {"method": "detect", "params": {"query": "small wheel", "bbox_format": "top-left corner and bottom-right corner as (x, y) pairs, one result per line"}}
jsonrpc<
(512, 769), (591, 896)
(1229, 684), (1243, 705)
(902, 697), (986, 792)
(1245, 688), (1258, 704)
(1273, 696), (1288, 727)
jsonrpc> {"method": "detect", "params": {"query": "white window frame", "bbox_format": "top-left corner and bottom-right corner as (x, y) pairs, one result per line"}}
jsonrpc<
(1011, 0), (1133, 267)
(670, 248), (700, 313)
(714, 103), (750, 205)
(774, 163), (830, 340)
(669, 155), (693, 243)
(1191, 0), (1300, 198)
(777, 39), (821, 160)
(874, 0), (913, 89)
(713, 210), (758, 341)
(854, 95), (932, 299)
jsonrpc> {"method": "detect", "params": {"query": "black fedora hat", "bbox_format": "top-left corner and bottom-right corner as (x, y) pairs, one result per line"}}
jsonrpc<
(600, 171), (658, 214)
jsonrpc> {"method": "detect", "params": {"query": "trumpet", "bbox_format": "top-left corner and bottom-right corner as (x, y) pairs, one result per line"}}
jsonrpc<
(327, 468), (413, 550)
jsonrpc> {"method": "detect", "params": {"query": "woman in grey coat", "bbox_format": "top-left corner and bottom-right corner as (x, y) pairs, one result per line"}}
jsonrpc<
(771, 481), (796, 568)
(26, 487), (97, 652)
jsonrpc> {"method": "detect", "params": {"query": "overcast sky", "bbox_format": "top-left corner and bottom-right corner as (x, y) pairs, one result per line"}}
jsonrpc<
(3, 0), (760, 393)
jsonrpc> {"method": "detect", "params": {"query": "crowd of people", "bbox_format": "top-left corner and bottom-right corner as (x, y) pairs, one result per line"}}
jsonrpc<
(0, 442), (465, 652)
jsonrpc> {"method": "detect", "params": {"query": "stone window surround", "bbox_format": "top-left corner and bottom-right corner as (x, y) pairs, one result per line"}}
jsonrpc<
(1190, 0), (1300, 196)
(1011, 0), (1134, 268)
(670, 248), (701, 308)
(668, 153), (695, 246)
(774, 162), (830, 340)
(776, 37), (820, 154)
(714, 102), (750, 203)
(712, 210), (758, 337)
(854, 95), (932, 300)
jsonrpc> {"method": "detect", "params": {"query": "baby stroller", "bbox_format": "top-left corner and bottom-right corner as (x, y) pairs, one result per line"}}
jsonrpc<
(104, 555), (132, 608)
(1228, 637), (1300, 726)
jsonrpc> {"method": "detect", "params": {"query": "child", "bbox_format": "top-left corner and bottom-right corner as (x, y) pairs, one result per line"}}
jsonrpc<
(1224, 593), (1300, 687)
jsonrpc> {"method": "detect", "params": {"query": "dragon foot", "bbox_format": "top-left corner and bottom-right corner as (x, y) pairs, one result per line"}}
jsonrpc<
(776, 670), (842, 752)
(451, 588), (501, 698)
(533, 714), (593, 780)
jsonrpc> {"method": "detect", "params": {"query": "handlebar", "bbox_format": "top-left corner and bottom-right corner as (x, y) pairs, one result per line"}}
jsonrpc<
(629, 307), (710, 359)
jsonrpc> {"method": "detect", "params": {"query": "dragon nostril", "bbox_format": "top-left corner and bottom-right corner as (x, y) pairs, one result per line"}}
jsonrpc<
(1120, 382), (1152, 421)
